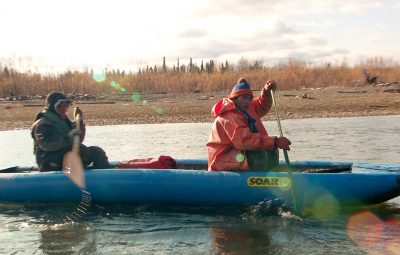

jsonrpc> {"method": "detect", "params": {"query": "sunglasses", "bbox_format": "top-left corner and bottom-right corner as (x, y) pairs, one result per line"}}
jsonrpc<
(55, 99), (73, 108)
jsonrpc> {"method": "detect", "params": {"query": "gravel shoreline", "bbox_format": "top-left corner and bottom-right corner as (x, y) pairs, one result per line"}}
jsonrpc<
(1, 85), (399, 131)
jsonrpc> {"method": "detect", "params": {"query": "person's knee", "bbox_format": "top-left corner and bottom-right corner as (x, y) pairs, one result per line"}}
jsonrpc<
(88, 146), (107, 157)
(87, 146), (110, 168)
(267, 149), (279, 167)
(40, 160), (62, 172)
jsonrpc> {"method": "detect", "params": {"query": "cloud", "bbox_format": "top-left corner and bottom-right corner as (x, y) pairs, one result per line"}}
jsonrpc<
(190, 0), (280, 17)
(308, 36), (327, 46)
(269, 20), (298, 35)
(176, 36), (300, 59)
(177, 28), (208, 38)
(2, 0), (397, 71)
(171, 17), (334, 61)
(190, 0), (385, 18)
(170, 20), (303, 59)
(338, 2), (383, 14)
(191, 0), (331, 18)
(288, 48), (349, 60)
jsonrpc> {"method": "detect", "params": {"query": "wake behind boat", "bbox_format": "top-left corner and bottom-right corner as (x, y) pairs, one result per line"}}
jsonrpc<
(0, 160), (399, 211)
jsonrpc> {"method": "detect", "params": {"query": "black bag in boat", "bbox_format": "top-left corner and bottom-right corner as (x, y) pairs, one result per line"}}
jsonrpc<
(246, 149), (279, 171)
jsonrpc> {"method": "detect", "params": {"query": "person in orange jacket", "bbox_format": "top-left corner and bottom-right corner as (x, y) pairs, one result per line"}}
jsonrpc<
(207, 78), (291, 171)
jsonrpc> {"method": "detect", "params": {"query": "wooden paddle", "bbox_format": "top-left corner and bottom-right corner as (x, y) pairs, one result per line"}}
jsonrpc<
(270, 89), (299, 213)
(62, 108), (85, 189)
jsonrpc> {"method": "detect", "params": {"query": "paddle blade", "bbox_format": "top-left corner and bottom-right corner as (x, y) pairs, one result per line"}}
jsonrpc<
(63, 151), (85, 189)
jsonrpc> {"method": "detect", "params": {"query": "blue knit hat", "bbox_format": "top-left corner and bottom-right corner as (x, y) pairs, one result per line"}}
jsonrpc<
(229, 79), (253, 99)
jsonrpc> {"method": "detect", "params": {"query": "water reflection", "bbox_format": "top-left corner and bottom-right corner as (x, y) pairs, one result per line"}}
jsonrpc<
(211, 225), (271, 254)
(39, 223), (96, 254)
(1, 202), (399, 254)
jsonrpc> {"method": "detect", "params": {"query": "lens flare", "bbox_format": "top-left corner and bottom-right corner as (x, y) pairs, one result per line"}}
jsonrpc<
(236, 153), (245, 163)
(347, 212), (400, 254)
(310, 192), (340, 220)
(121, 88), (126, 93)
(92, 72), (106, 83)
(387, 242), (400, 255)
(384, 219), (400, 255)
(131, 92), (141, 102)
(155, 107), (164, 116)
(302, 188), (340, 220)
(111, 81), (120, 89)
(347, 211), (383, 250)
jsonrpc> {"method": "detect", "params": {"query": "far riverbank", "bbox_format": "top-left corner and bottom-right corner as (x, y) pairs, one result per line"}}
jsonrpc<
(1, 84), (399, 131)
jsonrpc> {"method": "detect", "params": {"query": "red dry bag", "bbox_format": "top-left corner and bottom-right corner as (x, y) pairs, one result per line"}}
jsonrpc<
(117, 155), (176, 169)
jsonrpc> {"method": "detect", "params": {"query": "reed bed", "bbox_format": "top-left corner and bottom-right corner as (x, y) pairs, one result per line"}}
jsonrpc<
(1, 57), (399, 97)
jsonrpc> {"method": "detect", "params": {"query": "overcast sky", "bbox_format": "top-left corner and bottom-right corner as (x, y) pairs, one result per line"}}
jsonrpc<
(1, 0), (400, 72)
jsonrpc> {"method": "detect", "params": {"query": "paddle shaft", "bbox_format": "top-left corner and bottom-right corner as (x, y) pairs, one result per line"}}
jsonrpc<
(62, 108), (86, 189)
(270, 90), (290, 166)
(270, 89), (299, 213)
(73, 112), (81, 153)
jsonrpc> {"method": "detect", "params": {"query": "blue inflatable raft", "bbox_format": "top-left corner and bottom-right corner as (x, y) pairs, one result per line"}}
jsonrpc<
(0, 160), (399, 209)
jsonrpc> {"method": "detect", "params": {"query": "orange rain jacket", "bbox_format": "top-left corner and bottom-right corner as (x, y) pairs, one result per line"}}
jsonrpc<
(207, 90), (277, 171)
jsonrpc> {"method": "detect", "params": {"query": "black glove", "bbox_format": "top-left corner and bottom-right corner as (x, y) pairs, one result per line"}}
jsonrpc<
(276, 136), (291, 150)
(73, 107), (83, 120)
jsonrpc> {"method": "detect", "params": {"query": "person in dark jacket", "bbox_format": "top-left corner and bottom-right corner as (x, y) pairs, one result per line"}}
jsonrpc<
(31, 92), (111, 171)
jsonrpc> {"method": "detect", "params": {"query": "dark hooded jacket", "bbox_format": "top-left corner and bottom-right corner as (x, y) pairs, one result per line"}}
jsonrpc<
(31, 92), (85, 171)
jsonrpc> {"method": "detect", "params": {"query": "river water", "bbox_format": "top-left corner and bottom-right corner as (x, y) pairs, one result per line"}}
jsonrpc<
(0, 115), (399, 254)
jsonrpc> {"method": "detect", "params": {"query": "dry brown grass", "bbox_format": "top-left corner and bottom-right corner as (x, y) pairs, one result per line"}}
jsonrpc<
(1, 57), (400, 97)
